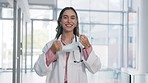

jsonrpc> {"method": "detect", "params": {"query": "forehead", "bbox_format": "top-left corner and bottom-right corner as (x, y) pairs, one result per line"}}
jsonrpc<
(62, 9), (76, 16)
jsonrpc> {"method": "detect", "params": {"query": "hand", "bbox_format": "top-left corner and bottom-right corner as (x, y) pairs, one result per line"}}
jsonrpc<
(50, 40), (62, 54)
(79, 35), (91, 49)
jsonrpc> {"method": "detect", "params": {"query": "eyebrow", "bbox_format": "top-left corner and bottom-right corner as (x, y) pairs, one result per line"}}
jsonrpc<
(62, 14), (76, 17)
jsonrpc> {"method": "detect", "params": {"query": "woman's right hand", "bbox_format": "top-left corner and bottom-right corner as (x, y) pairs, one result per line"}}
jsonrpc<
(50, 40), (62, 54)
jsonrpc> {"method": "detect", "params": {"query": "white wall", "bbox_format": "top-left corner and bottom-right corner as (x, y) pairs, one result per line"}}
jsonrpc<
(138, 0), (148, 73)
(0, 21), (2, 68)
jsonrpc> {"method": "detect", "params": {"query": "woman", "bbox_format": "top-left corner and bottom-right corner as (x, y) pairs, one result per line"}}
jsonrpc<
(34, 7), (101, 83)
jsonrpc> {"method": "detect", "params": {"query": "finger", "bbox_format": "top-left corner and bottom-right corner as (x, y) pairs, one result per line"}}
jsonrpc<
(57, 41), (61, 46)
(56, 41), (62, 50)
(79, 38), (83, 43)
(80, 35), (84, 39)
(81, 35), (88, 42)
(55, 40), (59, 44)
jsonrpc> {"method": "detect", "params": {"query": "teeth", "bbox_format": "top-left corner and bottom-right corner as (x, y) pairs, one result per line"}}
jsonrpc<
(66, 24), (72, 27)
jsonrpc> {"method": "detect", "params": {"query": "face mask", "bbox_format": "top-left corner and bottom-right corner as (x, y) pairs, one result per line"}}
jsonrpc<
(56, 41), (83, 55)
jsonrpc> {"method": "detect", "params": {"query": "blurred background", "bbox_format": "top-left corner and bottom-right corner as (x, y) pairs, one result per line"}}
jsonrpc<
(1, 0), (148, 83)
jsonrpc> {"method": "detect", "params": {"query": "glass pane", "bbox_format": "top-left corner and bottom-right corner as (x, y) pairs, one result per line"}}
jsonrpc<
(90, 12), (108, 23)
(0, 20), (13, 69)
(58, 0), (108, 10)
(78, 11), (90, 23)
(128, 13), (137, 68)
(0, 20), (13, 83)
(30, 9), (53, 19)
(25, 22), (32, 69)
(129, 13), (137, 24)
(71, 0), (90, 9)
(90, 25), (108, 45)
(109, 0), (122, 10)
(124, 0), (128, 11)
(33, 21), (57, 67)
(109, 12), (122, 24)
(90, 0), (108, 10)
(79, 24), (90, 37)
(90, 25), (108, 68)
(79, 24), (108, 68)
(108, 25), (122, 68)
(2, 8), (13, 18)
(57, 0), (90, 9)
(120, 72), (131, 83)
(128, 25), (137, 68)
(57, 0), (71, 8)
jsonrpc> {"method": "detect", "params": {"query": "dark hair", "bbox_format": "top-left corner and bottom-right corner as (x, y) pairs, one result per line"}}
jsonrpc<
(55, 7), (79, 39)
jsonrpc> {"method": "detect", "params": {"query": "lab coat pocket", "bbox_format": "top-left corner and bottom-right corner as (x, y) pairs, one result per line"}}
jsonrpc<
(70, 62), (85, 83)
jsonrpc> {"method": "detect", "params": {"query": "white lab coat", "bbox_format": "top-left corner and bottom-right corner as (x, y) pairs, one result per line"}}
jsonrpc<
(34, 38), (101, 83)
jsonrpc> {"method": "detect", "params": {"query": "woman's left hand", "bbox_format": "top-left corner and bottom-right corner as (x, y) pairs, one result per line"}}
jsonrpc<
(79, 35), (91, 49)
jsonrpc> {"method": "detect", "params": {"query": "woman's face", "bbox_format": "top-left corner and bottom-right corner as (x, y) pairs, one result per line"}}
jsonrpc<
(60, 9), (77, 33)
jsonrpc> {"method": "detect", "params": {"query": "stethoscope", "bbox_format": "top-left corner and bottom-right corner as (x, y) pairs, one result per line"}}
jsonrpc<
(55, 34), (83, 63)
(72, 35), (83, 63)
(73, 45), (83, 63)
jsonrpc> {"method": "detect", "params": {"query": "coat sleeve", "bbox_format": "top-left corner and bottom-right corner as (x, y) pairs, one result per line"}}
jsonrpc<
(83, 50), (102, 74)
(34, 41), (53, 76)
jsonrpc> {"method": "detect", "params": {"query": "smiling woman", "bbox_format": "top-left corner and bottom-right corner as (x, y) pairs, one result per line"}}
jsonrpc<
(34, 7), (102, 83)
(0, 0), (141, 83)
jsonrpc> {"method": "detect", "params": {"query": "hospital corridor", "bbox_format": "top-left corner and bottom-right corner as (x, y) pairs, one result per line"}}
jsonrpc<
(0, 0), (148, 83)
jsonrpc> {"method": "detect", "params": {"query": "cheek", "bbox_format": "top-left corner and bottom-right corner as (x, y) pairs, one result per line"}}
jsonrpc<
(60, 21), (65, 26)
(60, 19), (66, 23)
(74, 21), (78, 27)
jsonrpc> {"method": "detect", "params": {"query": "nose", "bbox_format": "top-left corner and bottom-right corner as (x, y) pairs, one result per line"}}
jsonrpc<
(67, 18), (71, 23)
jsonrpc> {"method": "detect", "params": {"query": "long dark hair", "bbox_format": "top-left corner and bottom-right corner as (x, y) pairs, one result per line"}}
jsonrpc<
(55, 7), (79, 39)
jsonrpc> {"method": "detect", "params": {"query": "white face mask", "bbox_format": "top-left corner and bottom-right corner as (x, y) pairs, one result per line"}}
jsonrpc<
(56, 41), (83, 55)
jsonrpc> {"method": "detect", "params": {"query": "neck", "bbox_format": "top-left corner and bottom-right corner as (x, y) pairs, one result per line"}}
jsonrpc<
(61, 32), (74, 44)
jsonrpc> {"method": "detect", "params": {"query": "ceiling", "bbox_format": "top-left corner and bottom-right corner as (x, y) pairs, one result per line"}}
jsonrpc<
(0, 0), (56, 7)
(28, 0), (55, 6)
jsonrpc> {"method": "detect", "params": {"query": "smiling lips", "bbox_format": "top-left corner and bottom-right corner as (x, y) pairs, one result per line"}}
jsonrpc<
(65, 24), (73, 27)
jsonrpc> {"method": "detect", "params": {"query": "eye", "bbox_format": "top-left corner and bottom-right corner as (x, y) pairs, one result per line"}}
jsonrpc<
(71, 16), (76, 19)
(71, 17), (76, 19)
(63, 16), (68, 19)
